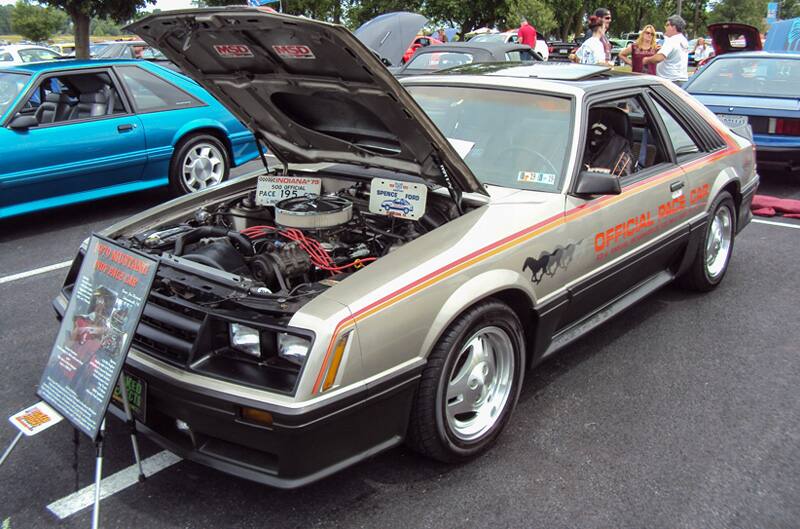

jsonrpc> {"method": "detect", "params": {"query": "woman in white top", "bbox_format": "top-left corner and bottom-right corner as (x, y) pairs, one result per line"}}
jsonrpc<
(574, 15), (612, 66)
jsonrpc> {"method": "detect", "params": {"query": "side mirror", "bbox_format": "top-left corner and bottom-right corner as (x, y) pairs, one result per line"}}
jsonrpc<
(574, 170), (621, 196)
(8, 114), (38, 130)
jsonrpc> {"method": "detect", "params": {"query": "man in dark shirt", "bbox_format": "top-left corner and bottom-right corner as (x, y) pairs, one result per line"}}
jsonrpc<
(518, 17), (537, 47)
(584, 8), (612, 62)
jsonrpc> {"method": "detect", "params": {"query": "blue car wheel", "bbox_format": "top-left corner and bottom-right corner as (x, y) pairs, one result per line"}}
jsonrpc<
(170, 133), (230, 195)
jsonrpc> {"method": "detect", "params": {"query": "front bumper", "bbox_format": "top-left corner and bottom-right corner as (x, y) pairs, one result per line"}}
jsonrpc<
(54, 292), (421, 489)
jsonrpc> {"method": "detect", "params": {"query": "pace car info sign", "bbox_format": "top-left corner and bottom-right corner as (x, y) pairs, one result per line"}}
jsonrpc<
(256, 175), (322, 205)
(368, 178), (427, 221)
(37, 236), (157, 440)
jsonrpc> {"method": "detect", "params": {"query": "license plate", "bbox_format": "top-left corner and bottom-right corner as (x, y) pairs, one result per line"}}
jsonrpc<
(112, 372), (146, 422)
(716, 114), (748, 129)
(255, 175), (322, 206)
(559, 49), (568, 54)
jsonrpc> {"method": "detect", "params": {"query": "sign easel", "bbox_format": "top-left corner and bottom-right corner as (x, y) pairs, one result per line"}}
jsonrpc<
(2, 235), (157, 528)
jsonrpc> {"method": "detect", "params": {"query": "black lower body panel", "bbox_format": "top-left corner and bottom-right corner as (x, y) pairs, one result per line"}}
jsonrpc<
(110, 361), (420, 489)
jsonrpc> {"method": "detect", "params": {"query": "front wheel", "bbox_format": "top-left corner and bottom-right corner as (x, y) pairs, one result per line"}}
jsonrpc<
(678, 191), (736, 291)
(169, 134), (230, 195)
(406, 300), (525, 463)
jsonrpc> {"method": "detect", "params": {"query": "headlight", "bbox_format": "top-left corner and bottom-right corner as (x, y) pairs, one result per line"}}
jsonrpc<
(278, 333), (310, 366)
(229, 323), (261, 357)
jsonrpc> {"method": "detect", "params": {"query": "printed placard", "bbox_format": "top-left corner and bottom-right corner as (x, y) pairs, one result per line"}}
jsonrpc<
(213, 44), (254, 58)
(256, 175), (322, 205)
(37, 236), (157, 441)
(9, 401), (63, 437)
(368, 178), (427, 220)
(272, 44), (315, 59)
(447, 138), (475, 159)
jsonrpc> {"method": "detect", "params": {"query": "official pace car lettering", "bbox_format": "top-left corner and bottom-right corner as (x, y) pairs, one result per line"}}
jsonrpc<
(213, 44), (254, 58)
(313, 149), (737, 393)
(255, 175), (322, 206)
(594, 184), (712, 260)
(272, 45), (315, 59)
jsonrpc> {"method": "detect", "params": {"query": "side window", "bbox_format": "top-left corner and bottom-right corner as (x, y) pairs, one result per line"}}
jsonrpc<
(118, 66), (200, 112)
(22, 71), (125, 126)
(19, 48), (60, 63)
(505, 50), (537, 61)
(582, 95), (669, 182)
(650, 98), (700, 159)
(0, 53), (12, 62)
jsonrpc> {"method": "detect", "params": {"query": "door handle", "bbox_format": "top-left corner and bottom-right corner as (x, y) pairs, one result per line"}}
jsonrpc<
(117, 124), (135, 133)
(670, 181), (684, 192)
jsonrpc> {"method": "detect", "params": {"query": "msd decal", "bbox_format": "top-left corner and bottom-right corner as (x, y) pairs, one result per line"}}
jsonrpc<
(213, 44), (254, 58)
(272, 44), (316, 59)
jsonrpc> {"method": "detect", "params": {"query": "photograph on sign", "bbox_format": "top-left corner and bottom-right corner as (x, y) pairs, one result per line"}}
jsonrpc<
(255, 175), (323, 205)
(368, 178), (428, 221)
(8, 401), (63, 437)
(37, 236), (157, 440)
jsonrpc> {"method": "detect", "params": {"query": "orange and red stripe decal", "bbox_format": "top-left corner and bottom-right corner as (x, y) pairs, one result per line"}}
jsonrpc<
(312, 134), (742, 393)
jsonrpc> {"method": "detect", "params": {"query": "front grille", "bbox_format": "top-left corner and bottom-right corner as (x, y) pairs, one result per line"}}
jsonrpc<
(133, 285), (205, 365)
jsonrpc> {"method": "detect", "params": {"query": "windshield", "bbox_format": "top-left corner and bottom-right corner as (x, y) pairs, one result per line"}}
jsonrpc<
(688, 57), (800, 98)
(0, 72), (29, 116)
(471, 34), (505, 43)
(408, 85), (573, 192)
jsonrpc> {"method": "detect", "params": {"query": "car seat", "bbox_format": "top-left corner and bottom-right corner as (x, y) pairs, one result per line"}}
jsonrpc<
(583, 106), (634, 175)
(68, 85), (110, 120)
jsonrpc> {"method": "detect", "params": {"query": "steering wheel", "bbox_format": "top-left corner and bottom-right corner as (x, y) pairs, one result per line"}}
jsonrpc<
(494, 146), (559, 180)
(0, 80), (18, 108)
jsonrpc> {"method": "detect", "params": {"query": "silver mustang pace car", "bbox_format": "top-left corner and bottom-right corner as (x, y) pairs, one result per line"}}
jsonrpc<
(52, 9), (758, 488)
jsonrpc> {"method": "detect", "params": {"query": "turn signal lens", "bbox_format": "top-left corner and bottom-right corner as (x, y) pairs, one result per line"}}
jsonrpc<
(322, 332), (351, 392)
(240, 407), (273, 426)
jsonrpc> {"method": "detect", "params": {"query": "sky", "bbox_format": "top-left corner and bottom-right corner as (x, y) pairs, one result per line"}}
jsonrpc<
(0, 0), (197, 9)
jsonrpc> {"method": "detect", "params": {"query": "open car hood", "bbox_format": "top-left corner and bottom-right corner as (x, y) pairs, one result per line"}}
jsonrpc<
(126, 8), (484, 194)
(708, 23), (763, 56)
(354, 12), (427, 67)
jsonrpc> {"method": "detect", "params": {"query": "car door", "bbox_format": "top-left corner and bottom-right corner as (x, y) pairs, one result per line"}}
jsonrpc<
(554, 90), (690, 331)
(0, 68), (146, 214)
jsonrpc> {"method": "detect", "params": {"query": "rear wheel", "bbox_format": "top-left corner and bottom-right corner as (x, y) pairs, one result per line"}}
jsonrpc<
(169, 134), (229, 195)
(678, 191), (736, 291)
(406, 300), (525, 463)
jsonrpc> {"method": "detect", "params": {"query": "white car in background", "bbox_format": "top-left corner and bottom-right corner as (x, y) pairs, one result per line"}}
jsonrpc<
(469, 31), (550, 61)
(0, 44), (63, 65)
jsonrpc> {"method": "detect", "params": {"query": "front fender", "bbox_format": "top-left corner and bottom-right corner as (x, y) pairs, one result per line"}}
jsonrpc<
(419, 268), (534, 359)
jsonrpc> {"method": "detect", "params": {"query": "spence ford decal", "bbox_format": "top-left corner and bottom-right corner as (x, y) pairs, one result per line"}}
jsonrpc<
(272, 44), (315, 59)
(213, 44), (254, 58)
(369, 178), (427, 220)
(523, 242), (580, 284)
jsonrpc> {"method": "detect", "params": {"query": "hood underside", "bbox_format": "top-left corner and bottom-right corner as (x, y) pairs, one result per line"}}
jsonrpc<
(126, 8), (484, 194)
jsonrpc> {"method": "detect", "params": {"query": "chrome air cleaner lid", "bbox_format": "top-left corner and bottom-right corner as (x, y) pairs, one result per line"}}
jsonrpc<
(275, 195), (353, 229)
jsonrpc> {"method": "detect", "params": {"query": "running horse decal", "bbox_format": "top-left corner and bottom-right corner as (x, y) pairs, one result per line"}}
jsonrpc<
(522, 241), (580, 284)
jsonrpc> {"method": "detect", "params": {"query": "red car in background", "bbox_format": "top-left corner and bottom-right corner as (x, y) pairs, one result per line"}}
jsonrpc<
(402, 35), (443, 63)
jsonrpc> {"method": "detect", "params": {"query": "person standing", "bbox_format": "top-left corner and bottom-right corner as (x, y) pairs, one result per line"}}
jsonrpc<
(619, 24), (659, 74)
(518, 17), (537, 47)
(575, 16), (612, 65)
(437, 28), (448, 43)
(693, 37), (712, 63)
(584, 8), (613, 63)
(643, 15), (689, 84)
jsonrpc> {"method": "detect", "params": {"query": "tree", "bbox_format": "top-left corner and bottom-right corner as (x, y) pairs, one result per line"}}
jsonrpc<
(11, 1), (65, 43)
(43, 0), (156, 59)
(708, 0), (770, 30)
(0, 5), (15, 35)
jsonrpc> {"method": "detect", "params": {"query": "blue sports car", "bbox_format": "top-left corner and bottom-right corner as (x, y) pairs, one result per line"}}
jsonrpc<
(0, 60), (259, 219)
(684, 51), (800, 174)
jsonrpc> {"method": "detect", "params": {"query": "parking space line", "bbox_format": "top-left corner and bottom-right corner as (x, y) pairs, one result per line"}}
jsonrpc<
(46, 450), (181, 519)
(752, 218), (800, 230)
(0, 261), (72, 285)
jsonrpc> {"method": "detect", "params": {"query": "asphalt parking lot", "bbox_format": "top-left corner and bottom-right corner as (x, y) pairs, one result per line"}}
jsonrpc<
(1, 163), (798, 528)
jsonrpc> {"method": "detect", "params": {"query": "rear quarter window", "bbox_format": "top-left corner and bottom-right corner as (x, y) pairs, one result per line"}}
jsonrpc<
(118, 66), (200, 112)
(407, 52), (474, 70)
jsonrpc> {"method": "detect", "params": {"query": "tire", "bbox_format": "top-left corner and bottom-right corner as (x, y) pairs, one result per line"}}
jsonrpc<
(169, 133), (230, 195)
(677, 191), (736, 292)
(406, 300), (525, 463)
